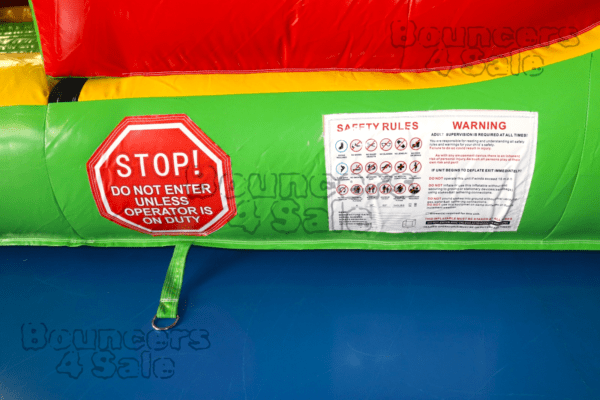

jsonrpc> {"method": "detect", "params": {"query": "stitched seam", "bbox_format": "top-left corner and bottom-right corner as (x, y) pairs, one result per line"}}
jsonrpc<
(1, 237), (600, 246)
(542, 52), (594, 241)
(41, 105), (84, 240)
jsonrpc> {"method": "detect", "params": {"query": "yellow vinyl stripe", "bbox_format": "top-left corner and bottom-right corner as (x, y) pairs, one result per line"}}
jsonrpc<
(80, 25), (600, 102)
(0, 53), (54, 107)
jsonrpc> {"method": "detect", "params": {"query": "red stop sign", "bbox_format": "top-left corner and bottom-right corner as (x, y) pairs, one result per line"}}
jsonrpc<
(87, 114), (236, 236)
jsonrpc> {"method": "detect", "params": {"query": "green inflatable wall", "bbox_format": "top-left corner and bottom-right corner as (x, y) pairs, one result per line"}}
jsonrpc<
(3, 50), (592, 250)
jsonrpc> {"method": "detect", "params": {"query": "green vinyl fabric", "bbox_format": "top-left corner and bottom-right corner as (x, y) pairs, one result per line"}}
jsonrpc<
(0, 106), (75, 241)
(1, 51), (599, 250)
(0, 46), (71, 242)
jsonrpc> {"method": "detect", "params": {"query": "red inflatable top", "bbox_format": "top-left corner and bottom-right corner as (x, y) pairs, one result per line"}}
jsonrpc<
(30, 0), (600, 77)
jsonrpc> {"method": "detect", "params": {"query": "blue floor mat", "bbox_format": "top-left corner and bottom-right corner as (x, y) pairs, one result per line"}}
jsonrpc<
(1, 247), (599, 399)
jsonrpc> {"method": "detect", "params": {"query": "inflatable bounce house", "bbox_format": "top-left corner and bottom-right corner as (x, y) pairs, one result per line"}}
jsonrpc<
(2, 1), (600, 329)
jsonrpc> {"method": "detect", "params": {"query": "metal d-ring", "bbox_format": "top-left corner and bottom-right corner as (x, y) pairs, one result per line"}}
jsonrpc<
(151, 314), (180, 331)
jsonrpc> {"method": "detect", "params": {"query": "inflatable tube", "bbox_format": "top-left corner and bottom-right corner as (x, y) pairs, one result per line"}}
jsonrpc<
(0, 53), (75, 243)
(2, 48), (590, 250)
(29, 0), (600, 77)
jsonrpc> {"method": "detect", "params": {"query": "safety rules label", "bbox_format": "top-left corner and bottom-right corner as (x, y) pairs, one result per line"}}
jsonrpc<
(324, 110), (538, 233)
(87, 114), (236, 236)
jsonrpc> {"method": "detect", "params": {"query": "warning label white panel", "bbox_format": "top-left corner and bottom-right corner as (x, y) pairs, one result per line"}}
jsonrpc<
(324, 110), (538, 233)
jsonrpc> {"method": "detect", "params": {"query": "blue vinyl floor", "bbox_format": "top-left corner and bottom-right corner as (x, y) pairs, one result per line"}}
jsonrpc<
(1, 246), (600, 399)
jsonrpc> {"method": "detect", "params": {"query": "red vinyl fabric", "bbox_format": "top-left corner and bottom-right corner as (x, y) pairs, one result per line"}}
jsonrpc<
(30, 0), (600, 77)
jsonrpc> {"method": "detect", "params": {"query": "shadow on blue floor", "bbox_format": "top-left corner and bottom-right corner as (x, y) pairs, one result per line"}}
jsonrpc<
(1, 246), (599, 399)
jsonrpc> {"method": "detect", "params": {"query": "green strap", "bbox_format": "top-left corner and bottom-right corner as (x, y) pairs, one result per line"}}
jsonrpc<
(156, 243), (192, 319)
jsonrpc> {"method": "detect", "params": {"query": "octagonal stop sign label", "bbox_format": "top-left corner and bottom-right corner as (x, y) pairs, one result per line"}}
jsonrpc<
(87, 114), (236, 236)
